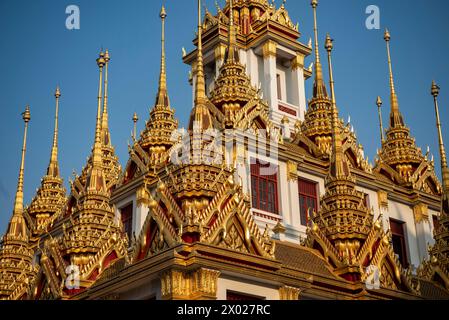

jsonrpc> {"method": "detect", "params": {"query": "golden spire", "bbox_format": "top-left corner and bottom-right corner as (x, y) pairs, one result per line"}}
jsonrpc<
(155, 5), (170, 108)
(376, 96), (385, 142)
(132, 112), (138, 140)
(138, 5), (178, 157)
(195, 0), (207, 104)
(431, 81), (449, 194)
(384, 29), (404, 128)
(100, 49), (111, 146)
(47, 86), (61, 177)
(12, 106), (30, 217)
(93, 51), (106, 166)
(188, 0), (213, 131)
(311, 0), (328, 98)
(325, 34), (349, 178)
(226, 0), (236, 62)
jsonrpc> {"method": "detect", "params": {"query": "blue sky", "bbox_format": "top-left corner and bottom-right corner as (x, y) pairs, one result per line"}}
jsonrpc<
(0, 0), (448, 234)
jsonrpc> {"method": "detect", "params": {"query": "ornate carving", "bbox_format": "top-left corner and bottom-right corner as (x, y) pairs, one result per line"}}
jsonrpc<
(413, 203), (429, 224)
(377, 190), (389, 209)
(279, 285), (301, 300)
(287, 160), (298, 182)
(161, 268), (220, 300)
(291, 55), (304, 71)
(262, 40), (277, 59)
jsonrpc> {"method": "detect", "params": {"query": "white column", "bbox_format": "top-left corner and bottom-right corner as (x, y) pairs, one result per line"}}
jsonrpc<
(284, 161), (302, 242)
(278, 162), (291, 226)
(135, 203), (149, 238)
(247, 49), (259, 88)
(413, 204), (433, 264)
(287, 161), (301, 228)
(215, 44), (226, 77)
(291, 54), (307, 121)
(239, 49), (247, 71)
(262, 40), (278, 112)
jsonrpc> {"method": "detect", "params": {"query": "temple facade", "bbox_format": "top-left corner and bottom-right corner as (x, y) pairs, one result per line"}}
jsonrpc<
(1, 0), (449, 300)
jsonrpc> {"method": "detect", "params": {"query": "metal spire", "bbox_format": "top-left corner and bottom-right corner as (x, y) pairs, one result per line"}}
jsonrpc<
(93, 51), (106, 166)
(226, 0), (236, 62)
(195, 0), (207, 104)
(47, 87), (61, 177)
(376, 96), (385, 143)
(188, 0), (213, 131)
(100, 49), (111, 146)
(13, 106), (31, 217)
(431, 81), (449, 194)
(325, 34), (349, 178)
(132, 112), (138, 140)
(311, 0), (328, 98)
(384, 29), (404, 128)
(155, 5), (170, 108)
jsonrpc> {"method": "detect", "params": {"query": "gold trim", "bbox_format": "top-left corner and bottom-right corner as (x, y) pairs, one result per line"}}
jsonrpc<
(287, 160), (298, 182)
(279, 285), (301, 300)
(262, 40), (277, 59)
(291, 54), (304, 70)
(413, 203), (429, 224)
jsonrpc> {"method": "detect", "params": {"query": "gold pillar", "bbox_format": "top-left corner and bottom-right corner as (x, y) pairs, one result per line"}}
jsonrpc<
(291, 54), (304, 71)
(377, 190), (389, 210)
(287, 160), (298, 182)
(161, 268), (220, 300)
(262, 40), (277, 59)
(413, 203), (429, 224)
(279, 285), (301, 300)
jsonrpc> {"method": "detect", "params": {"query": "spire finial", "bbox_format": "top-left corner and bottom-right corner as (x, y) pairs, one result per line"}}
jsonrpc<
(311, 0), (328, 98)
(195, 0), (207, 104)
(384, 29), (404, 128)
(94, 51), (106, 165)
(431, 81), (449, 192)
(155, 5), (170, 108)
(325, 34), (349, 178)
(47, 86), (61, 177)
(132, 112), (138, 140)
(188, 0), (213, 132)
(226, 0), (236, 62)
(13, 106), (31, 216)
(100, 49), (111, 145)
(376, 96), (385, 142)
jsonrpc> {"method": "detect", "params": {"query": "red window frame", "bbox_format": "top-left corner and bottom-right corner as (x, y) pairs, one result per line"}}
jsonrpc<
(250, 159), (279, 215)
(390, 218), (409, 268)
(298, 178), (318, 226)
(121, 204), (133, 242)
